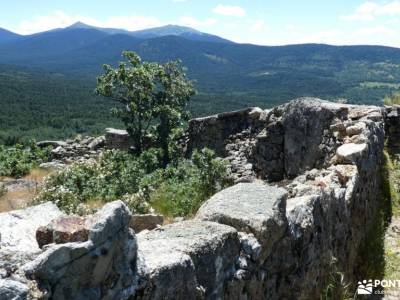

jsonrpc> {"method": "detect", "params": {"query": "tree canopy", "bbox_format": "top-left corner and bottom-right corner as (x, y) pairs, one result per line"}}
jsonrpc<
(96, 51), (195, 164)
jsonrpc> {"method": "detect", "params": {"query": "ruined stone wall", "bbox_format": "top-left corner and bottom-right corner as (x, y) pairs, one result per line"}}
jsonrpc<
(0, 98), (390, 300)
(136, 98), (385, 299)
(385, 105), (400, 151)
(104, 128), (135, 150)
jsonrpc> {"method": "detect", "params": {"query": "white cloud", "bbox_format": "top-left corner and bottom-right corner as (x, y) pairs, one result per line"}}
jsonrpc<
(17, 10), (86, 34)
(103, 16), (161, 31)
(212, 4), (246, 17)
(13, 10), (162, 35)
(284, 26), (398, 47)
(249, 20), (269, 33)
(341, 1), (400, 21)
(178, 16), (217, 28)
(386, 18), (400, 24)
(354, 25), (396, 37)
(172, 0), (187, 2)
(235, 21), (399, 47)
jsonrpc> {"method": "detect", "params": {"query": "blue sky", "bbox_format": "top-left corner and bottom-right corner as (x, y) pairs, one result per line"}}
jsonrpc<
(1, 0), (399, 47)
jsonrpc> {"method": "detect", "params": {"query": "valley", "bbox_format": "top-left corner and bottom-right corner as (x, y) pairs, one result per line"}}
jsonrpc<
(0, 23), (399, 143)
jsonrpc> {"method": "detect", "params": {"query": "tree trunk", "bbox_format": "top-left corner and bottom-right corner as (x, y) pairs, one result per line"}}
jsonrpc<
(159, 115), (170, 168)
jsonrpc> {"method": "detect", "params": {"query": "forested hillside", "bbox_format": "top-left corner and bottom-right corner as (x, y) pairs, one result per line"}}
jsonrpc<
(0, 65), (121, 144)
(0, 24), (400, 143)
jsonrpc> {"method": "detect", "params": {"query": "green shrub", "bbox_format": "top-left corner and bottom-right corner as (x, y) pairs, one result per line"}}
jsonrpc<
(0, 141), (52, 178)
(35, 150), (151, 214)
(384, 92), (400, 106)
(150, 149), (230, 217)
(0, 184), (7, 197)
(34, 148), (230, 216)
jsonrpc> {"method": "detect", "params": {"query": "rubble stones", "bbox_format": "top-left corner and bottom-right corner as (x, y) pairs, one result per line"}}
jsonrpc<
(36, 141), (67, 148)
(346, 122), (366, 136)
(36, 216), (89, 249)
(130, 214), (164, 233)
(88, 136), (105, 150)
(336, 143), (368, 163)
(37, 135), (106, 164)
(105, 128), (134, 150)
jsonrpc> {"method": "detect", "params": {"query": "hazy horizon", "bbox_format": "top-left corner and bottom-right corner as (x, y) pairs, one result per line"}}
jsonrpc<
(2, 20), (400, 49)
(1, 0), (400, 47)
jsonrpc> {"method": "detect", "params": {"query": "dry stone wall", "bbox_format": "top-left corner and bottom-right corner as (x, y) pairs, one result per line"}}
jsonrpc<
(385, 105), (400, 151)
(0, 98), (394, 299)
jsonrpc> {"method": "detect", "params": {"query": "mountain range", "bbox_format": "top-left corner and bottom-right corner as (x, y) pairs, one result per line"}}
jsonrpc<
(0, 22), (400, 142)
(0, 22), (231, 46)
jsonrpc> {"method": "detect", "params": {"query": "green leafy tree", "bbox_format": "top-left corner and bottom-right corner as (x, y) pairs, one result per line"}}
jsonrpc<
(96, 51), (195, 163)
(154, 61), (196, 166)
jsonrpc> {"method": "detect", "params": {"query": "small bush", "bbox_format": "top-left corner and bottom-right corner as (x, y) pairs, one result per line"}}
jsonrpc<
(384, 92), (400, 106)
(0, 141), (52, 178)
(34, 148), (230, 216)
(0, 184), (7, 197)
(35, 150), (152, 214)
(150, 149), (230, 217)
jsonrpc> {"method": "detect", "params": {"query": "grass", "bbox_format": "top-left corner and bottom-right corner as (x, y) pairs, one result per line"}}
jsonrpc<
(382, 149), (400, 282)
(384, 244), (400, 282)
(383, 150), (400, 216)
(321, 257), (354, 300)
(384, 92), (400, 106)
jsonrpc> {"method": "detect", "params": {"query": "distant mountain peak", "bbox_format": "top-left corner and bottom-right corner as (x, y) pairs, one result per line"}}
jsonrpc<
(67, 22), (94, 29)
(131, 24), (232, 43)
(132, 24), (203, 36)
(152, 24), (200, 33)
(65, 22), (200, 34)
(60, 22), (231, 43)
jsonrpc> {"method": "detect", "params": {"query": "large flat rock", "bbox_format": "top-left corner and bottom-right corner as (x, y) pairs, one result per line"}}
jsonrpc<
(336, 143), (368, 163)
(196, 182), (288, 259)
(0, 278), (29, 300)
(136, 220), (240, 300)
(23, 201), (138, 300)
(0, 202), (63, 272)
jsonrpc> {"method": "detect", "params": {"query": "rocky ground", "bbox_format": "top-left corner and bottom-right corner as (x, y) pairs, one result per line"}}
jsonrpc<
(0, 130), (123, 212)
(0, 169), (50, 212)
(37, 134), (106, 170)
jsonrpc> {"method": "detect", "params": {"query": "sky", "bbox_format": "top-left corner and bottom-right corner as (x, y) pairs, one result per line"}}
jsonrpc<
(1, 0), (399, 47)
